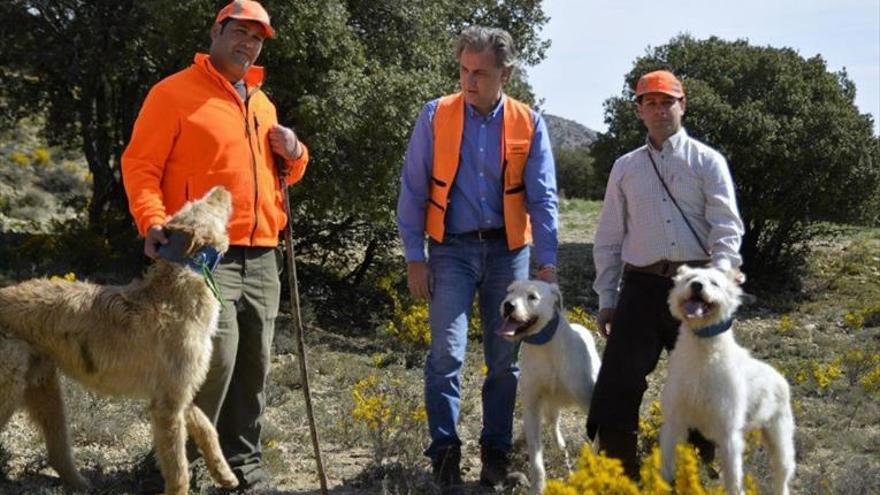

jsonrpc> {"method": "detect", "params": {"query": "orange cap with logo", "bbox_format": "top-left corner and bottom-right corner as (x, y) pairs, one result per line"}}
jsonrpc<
(215, 0), (276, 39)
(635, 70), (684, 99)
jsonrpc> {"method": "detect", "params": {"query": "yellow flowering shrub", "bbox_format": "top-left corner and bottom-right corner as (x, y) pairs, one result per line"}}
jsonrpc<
(860, 364), (880, 394)
(776, 315), (795, 333)
(49, 272), (77, 282)
(350, 373), (427, 464)
(545, 444), (759, 495)
(811, 359), (843, 391)
(843, 302), (880, 329)
(378, 276), (431, 366)
(567, 306), (599, 333)
(638, 401), (664, 454)
(32, 147), (51, 165)
(10, 151), (30, 166)
(544, 444), (640, 495)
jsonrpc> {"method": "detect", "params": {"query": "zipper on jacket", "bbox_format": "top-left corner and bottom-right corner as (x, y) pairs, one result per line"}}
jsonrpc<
(254, 114), (262, 154)
(244, 95), (260, 245)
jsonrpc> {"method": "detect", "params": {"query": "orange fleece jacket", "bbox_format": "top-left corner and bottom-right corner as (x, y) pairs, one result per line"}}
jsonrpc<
(122, 53), (308, 247)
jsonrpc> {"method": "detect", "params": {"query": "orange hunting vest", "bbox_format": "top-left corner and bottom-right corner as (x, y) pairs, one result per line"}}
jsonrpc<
(425, 92), (535, 250)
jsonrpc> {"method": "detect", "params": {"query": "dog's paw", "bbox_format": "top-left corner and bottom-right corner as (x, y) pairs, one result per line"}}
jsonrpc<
(218, 472), (239, 489)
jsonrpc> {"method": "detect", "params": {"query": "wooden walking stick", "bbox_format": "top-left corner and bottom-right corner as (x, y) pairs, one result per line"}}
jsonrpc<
(276, 154), (329, 494)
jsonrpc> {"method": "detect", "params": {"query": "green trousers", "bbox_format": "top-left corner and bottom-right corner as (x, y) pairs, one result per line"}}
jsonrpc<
(194, 245), (281, 485)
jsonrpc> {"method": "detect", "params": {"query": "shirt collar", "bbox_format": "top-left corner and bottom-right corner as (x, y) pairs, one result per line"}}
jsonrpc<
(465, 93), (505, 122)
(645, 127), (688, 153)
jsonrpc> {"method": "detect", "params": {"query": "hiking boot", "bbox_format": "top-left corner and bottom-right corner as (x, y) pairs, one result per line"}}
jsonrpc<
(479, 443), (529, 489)
(432, 444), (464, 495)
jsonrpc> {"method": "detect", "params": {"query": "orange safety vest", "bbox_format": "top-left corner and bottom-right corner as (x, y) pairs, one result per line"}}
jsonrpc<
(425, 92), (535, 250)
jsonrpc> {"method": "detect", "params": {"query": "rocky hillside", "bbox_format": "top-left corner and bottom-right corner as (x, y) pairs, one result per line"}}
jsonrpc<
(545, 114), (598, 149)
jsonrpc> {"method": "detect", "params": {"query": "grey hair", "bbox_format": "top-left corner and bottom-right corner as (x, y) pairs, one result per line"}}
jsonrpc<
(455, 25), (518, 69)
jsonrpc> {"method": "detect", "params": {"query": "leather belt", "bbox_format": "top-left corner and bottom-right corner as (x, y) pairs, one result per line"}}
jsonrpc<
(447, 228), (506, 241)
(624, 259), (709, 278)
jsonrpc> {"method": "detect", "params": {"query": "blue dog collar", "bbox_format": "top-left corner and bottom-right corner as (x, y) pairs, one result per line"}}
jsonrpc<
(522, 311), (560, 345)
(157, 230), (222, 274)
(157, 231), (223, 301)
(694, 318), (733, 338)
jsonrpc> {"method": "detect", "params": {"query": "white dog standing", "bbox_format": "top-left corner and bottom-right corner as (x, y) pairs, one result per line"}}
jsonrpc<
(498, 280), (601, 495)
(660, 266), (795, 495)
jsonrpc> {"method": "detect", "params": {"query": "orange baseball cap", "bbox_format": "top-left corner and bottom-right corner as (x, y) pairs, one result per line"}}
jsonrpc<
(215, 0), (276, 39)
(635, 70), (684, 99)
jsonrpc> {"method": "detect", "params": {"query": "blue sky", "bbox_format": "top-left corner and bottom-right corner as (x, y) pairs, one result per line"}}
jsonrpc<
(528, 0), (880, 135)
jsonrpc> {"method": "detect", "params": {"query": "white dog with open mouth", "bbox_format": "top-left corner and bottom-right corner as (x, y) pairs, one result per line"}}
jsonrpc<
(498, 280), (601, 495)
(661, 266), (795, 495)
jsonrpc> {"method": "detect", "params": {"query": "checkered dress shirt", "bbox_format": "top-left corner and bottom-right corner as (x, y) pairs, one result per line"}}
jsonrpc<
(593, 128), (744, 309)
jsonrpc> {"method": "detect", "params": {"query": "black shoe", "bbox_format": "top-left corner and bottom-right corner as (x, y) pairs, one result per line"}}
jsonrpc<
(479, 444), (529, 489)
(432, 444), (464, 495)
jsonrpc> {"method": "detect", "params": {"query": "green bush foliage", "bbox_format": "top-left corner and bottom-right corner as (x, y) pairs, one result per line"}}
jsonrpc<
(0, 0), (550, 280)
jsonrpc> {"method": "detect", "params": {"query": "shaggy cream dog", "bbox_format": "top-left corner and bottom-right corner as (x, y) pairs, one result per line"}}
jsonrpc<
(499, 280), (601, 495)
(660, 266), (795, 495)
(0, 187), (239, 494)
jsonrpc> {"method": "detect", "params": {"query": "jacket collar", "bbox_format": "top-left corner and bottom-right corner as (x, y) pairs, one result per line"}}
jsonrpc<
(193, 53), (265, 94)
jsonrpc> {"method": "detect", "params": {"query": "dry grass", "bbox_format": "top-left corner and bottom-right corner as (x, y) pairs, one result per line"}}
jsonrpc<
(1, 200), (878, 494)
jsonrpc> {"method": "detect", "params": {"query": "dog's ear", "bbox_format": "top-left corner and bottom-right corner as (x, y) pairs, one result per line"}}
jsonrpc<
(550, 283), (564, 312)
(727, 268), (746, 285)
(675, 264), (691, 279)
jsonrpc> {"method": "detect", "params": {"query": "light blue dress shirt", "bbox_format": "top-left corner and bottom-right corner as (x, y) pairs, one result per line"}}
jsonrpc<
(396, 95), (558, 267)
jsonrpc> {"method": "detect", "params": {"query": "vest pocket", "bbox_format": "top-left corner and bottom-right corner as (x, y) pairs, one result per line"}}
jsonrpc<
(428, 198), (446, 210)
(431, 176), (447, 187)
(505, 184), (525, 194)
(505, 138), (530, 157)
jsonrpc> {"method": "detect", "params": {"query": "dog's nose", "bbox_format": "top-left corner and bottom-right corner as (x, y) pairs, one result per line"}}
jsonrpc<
(691, 281), (703, 294)
(503, 301), (514, 316)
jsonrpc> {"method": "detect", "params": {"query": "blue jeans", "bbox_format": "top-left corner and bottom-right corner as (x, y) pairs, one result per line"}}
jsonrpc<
(423, 235), (530, 460)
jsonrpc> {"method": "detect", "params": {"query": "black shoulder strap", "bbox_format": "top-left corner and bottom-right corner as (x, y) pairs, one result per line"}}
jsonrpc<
(645, 149), (710, 256)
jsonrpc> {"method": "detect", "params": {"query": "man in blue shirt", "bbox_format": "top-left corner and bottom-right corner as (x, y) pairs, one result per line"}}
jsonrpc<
(396, 25), (558, 494)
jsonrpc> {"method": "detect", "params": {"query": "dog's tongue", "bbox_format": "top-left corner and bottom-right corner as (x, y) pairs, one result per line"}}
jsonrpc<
(496, 317), (519, 337)
(683, 299), (707, 318)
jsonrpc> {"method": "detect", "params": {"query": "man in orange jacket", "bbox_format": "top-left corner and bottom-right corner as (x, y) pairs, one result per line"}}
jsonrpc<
(121, 1), (307, 492)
